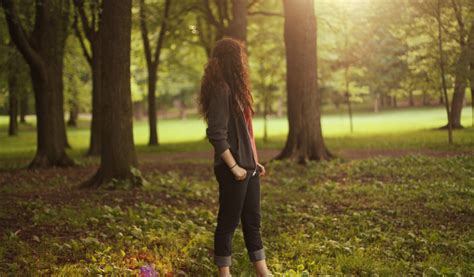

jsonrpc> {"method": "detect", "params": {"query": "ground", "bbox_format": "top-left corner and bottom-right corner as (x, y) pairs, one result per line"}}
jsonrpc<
(0, 108), (473, 275)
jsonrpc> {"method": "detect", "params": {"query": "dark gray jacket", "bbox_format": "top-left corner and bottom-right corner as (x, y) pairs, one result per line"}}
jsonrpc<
(205, 83), (257, 170)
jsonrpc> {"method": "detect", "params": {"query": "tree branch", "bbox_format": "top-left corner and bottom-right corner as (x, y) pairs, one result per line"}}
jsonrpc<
(152, 0), (172, 67)
(90, 0), (99, 32)
(215, 0), (226, 26)
(139, 0), (153, 68)
(451, 0), (465, 45)
(1, 0), (43, 70)
(73, 0), (93, 41)
(73, 13), (92, 65)
(202, 0), (223, 30)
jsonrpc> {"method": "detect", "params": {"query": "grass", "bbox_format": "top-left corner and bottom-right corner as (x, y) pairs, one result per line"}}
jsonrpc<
(0, 107), (473, 275)
(0, 155), (472, 275)
(0, 106), (472, 160)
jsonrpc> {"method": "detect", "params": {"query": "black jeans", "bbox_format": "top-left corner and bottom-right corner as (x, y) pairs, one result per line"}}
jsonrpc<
(213, 163), (266, 267)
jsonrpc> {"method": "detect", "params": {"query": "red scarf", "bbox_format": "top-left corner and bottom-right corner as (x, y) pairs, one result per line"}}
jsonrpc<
(242, 105), (259, 166)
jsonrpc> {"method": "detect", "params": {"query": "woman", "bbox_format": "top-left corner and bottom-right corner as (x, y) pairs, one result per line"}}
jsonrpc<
(199, 38), (271, 277)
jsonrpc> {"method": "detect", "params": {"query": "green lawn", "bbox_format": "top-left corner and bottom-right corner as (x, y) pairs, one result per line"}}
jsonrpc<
(0, 106), (472, 159)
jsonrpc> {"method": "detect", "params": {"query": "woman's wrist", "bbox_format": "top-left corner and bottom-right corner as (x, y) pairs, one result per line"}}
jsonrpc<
(229, 162), (238, 169)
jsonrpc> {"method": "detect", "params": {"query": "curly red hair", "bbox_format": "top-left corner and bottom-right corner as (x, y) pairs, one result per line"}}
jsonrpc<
(199, 38), (254, 121)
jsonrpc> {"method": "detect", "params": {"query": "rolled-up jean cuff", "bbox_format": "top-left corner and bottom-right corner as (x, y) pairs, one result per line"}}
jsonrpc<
(248, 248), (265, 262)
(214, 255), (232, 267)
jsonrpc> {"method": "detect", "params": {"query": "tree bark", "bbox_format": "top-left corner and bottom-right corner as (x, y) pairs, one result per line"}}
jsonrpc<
(81, 0), (139, 188)
(436, 0), (452, 143)
(344, 67), (353, 133)
(225, 0), (247, 41)
(275, 0), (332, 163)
(373, 91), (379, 113)
(447, 9), (474, 128)
(448, 37), (470, 128)
(409, 90), (414, 106)
(87, 43), (103, 155)
(67, 99), (79, 127)
(139, 0), (172, 146)
(199, 0), (248, 52)
(19, 93), (28, 123)
(8, 69), (18, 136)
(422, 90), (428, 106)
(2, 0), (74, 168)
(73, 0), (103, 156)
(470, 25), (474, 127)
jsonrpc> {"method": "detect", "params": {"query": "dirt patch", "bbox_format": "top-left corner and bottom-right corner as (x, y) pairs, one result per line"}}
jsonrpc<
(335, 148), (472, 160)
(137, 147), (471, 168)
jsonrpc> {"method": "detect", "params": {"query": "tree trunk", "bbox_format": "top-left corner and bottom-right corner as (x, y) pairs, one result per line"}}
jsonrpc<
(133, 100), (146, 120)
(471, 72), (474, 128)
(8, 70), (18, 136)
(148, 69), (159, 145)
(198, 0), (248, 54)
(448, 18), (474, 129)
(448, 43), (470, 128)
(81, 0), (139, 188)
(19, 94), (27, 123)
(275, 0), (332, 163)
(67, 100), (79, 127)
(409, 90), (414, 106)
(87, 42), (103, 155)
(373, 92), (379, 113)
(139, 0), (171, 146)
(263, 94), (268, 142)
(73, 0), (103, 156)
(67, 80), (80, 127)
(436, 0), (452, 143)
(346, 92), (353, 133)
(467, 17), (474, 128)
(225, 0), (247, 41)
(2, 0), (73, 168)
(470, 37), (474, 128)
(179, 99), (187, 119)
(344, 67), (353, 133)
(422, 90), (428, 106)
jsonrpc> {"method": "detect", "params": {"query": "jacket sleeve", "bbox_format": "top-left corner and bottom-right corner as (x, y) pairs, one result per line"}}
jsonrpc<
(206, 87), (231, 156)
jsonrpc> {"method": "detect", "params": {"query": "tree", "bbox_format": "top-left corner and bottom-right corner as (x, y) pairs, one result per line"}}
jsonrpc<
(196, 0), (248, 55)
(436, 0), (453, 143)
(247, 0), (285, 142)
(64, 39), (89, 128)
(275, 0), (332, 163)
(7, 43), (18, 136)
(2, 0), (73, 168)
(81, 0), (140, 188)
(139, 0), (172, 146)
(73, 0), (103, 155)
(470, 18), (474, 127)
(447, 0), (472, 129)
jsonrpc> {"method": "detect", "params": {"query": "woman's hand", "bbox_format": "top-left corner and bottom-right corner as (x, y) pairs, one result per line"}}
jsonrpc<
(231, 164), (247, 180)
(257, 162), (266, 176)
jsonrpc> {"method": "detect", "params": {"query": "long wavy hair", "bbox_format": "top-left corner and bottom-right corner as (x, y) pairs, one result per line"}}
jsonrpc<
(198, 38), (254, 122)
